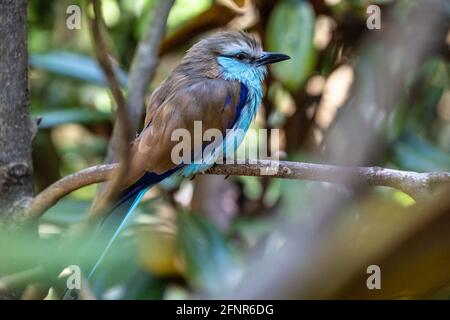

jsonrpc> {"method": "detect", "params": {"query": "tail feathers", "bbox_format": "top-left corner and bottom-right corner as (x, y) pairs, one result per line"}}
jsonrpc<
(60, 188), (147, 300)
(87, 188), (148, 279)
(88, 167), (180, 279)
(61, 168), (179, 299)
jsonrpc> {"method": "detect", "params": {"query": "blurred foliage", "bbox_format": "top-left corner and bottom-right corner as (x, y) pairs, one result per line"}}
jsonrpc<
(30, 52), (128, 86)
(1, 0), (448, 300)
(266, 0), (316, 91)
(177, 213), (242, 294)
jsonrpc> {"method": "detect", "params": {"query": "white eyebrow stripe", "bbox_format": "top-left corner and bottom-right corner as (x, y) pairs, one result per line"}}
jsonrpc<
(222, 41), (253, 56)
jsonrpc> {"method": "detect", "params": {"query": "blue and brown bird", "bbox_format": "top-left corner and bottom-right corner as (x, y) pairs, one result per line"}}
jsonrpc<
(85, 31), (290, 281)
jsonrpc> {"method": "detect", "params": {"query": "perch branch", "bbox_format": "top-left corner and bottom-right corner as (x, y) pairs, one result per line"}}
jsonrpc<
(24, 160), (450, 220)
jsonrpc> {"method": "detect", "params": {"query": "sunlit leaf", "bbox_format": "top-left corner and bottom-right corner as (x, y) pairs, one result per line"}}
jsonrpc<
(266, 0), (316, 91)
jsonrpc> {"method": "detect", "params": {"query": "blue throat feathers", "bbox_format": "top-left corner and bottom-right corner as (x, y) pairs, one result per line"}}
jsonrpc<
(216, 54), (265, 149)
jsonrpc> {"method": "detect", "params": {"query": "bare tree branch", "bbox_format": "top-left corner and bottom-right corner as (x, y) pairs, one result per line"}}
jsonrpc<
(94, 0), (174, 213)
(127, 0), (175, 135)
(24, 160), (450, 220)
(103, 0), (174, 166)
(26, 164), (114, 220)
(87, 0), (133, 214)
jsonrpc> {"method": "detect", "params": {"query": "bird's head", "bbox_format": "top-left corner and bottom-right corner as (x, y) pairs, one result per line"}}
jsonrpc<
(179, 31), (290, 84)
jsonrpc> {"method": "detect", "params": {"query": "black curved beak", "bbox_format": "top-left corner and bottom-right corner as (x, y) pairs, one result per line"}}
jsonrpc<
(256, 52), (291, 66)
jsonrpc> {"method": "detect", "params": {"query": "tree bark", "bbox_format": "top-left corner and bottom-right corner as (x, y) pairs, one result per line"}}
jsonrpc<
(0, 0), (34, 224)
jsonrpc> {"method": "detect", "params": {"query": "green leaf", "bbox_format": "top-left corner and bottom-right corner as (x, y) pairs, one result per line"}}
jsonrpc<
(41, 199), (91, 225)
(266, 0), (316, 91)
(30, 51), (128, 87)
(121, 271), (167, 300)
(392, 132), (450, 172)
(177, 213), (241, 294)
(32, 109), (111, 128)
(167, 0), (212, 32)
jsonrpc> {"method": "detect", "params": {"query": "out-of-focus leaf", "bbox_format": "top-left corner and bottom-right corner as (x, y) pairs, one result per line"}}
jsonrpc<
(30, 52), (128, 86)
(33, 109), (111, 128)
(233, 217), (275, 247)
(266, 0), (316, 91)
(167, 0), (211, 31)
(137, 225), (180, 277)
(40, 199), (91, 225)
(137, 0), (211, 37)
(177, 213), (241, 294)
(89, 235), (140, 299)
(391, 190), (415, 207)
(238, 176), (262, 199)
(120, 271), (167, 300)
(392, 132), (450, 172)
(164, 285), (190, 300)
(334, 194), (450, 299)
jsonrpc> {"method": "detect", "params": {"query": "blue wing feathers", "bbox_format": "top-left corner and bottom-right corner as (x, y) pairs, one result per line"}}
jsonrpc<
(232, 83), (248, 125)
(108, 167), (180, 216)
(88, 188), (147, 279)
(87, 83), (249, 283)
(180, 83), (248, 177)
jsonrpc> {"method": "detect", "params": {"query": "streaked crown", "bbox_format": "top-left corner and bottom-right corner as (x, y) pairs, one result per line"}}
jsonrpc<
(176, 31), (262, 78)
(168, 30), (289, 88)
(188, 31), (263, 62)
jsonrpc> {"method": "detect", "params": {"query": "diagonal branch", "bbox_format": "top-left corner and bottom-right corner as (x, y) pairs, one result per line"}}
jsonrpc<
(103, 0), (175, 165)
(93, 0), (174, 215)
(127, 0), (175, 133)
(87, 0), (133, 214)
(24, 160), (450, 220)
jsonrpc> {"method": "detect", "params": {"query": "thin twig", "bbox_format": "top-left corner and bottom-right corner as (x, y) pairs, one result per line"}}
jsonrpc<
(127, 0), (175, 134)
(103, 0), (175, 166)
(87, 0), (133, 214)
(94, 0), (174, 214)
(24, 161), (450, 220)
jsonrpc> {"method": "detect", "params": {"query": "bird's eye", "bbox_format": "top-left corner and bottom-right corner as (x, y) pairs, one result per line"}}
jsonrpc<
(235, 53), (247, 61)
